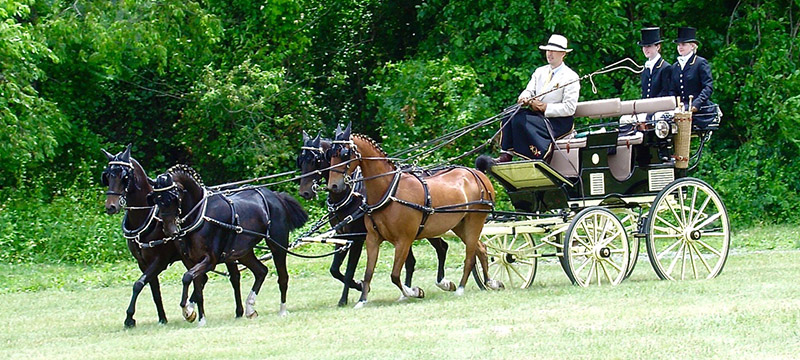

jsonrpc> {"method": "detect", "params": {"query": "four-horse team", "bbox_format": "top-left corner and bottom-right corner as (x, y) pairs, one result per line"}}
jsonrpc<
(102, 27), (727, 327)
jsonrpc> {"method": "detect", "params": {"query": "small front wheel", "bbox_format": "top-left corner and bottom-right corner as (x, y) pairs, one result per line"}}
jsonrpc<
(563, 207), (631, 287)
(473, 232), (538, 289)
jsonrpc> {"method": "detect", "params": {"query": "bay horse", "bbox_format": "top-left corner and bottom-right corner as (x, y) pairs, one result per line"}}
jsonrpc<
(298, 132), (454, 306)
(151, 165), (307, 323)
(101, 145), (244, 327)
(326, 124), (503, 309)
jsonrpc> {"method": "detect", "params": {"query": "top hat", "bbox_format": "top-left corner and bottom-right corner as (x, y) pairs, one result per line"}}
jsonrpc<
(674, 27), (699, 43)
(638, 27), (663, 46)
(539, 34), (573, 52)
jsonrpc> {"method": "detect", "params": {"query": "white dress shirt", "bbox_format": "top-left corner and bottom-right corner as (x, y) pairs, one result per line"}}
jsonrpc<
(519, 63), (580, 118)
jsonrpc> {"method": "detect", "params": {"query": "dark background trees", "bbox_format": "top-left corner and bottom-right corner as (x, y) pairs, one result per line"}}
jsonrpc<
(1, 0), (797, 262)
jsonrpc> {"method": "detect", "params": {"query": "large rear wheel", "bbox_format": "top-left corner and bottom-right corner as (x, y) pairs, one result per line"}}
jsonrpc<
(563, 207), (631, 287)
(645, 177), (730, 280)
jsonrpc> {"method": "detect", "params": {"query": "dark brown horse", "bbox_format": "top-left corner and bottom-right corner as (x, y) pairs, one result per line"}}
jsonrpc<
(298, 132), (454, 306)
(326, 125), (503, 308)
(101, 145), (244, 327)
(151, 165), (307, 324)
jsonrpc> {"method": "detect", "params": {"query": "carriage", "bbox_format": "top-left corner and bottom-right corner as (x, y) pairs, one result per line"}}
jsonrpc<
(472, 96), (730, 288)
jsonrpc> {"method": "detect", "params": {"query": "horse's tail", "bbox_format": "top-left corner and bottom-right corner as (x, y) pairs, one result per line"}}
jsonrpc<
(275, 192), (309, 231)
(475, 155), (495, 173)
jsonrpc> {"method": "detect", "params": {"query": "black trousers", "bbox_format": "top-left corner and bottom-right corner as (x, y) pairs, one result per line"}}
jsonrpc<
(499, 108), (574, 160)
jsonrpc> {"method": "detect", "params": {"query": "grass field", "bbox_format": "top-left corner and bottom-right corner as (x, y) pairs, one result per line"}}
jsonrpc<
(0, 225), (798, 359)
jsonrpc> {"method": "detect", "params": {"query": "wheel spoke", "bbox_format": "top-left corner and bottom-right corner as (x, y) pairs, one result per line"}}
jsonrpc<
(680, 241), (688, 280)
(509, 263), (526, 283)
(657, 239), (683, 260)
(599, 260), (615, 285)
(665, 196), (685, 228)
(695, 239), (723, 258)
(687, 186), (699, 224)
(603, 257), (623, 272)
(678, 186), (688, 228)
(666, 241), (686, 276)
(689, 242), (713, 273)
(693, 212), (722, 231)
(651, 234), (681, 239)
(654, 214), (684, 234)
(584, 260), (596, 286)
(688, 241), (698, 279)
(693, 196), (712, 226)
(575, 256), (592, 275)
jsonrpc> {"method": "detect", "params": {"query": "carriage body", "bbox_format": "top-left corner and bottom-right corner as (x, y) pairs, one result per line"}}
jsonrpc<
(476, 97), (730, 288)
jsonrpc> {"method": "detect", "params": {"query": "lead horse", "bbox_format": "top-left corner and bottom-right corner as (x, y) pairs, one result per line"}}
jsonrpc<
(298, 132), (455, 306)
(151, 165), (307, 323)
(101, 145), (244, 327)
(326, 124), (503, 309)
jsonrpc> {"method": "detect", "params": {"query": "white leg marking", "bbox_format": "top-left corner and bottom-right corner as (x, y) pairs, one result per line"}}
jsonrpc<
(455, 286), (465, 296)
(278, 303), (288, 317)
(245, 291), (258, 319)
(183, 302), (197, 322)
(354, 300), (367, 309)
(197, 316), (206, 327)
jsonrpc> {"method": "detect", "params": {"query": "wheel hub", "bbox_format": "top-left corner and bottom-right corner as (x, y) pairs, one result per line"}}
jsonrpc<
(598, 247), (611, 258)
(504, 253), (516, 264)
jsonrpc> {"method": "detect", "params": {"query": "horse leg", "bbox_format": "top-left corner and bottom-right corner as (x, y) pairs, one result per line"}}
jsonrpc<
(193, 273), (209, 327)
(180, 255), (213, 324)
(225, 261), (244, 318)
(339, 240), (364, 307)
(237, 252), (268, 319)
(354, 233), (380, 309)
(125, 256), (169, 328)
(456, 237), (478, 296)
(403, 246), (416, 287)
(270, 246), (290, 317)
(391, 241), (424, 301)
(428, 237), (455, 291)
(477, 239), (504, 290)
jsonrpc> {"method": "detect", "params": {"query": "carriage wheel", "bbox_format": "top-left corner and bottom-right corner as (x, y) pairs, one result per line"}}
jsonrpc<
(564, 207), (630, 287)
(614, 209), (641, 280)
(472, 232), (538, 290)
(645, 178), (730, 280)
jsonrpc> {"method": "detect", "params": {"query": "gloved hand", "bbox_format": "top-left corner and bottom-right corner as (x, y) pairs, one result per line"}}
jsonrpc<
(527, 99), (547, 113)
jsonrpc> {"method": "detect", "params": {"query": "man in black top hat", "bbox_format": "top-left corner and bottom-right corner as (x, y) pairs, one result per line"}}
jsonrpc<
(669, 26), (718, 128)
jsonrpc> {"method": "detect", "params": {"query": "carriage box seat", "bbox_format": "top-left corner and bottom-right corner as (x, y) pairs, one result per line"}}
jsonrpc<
(548, 131), (644, 178)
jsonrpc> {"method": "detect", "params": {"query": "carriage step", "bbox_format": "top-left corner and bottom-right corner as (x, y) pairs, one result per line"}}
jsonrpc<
(633, 232), (647, 239)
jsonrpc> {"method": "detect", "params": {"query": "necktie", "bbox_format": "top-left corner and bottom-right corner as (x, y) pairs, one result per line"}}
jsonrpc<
(543, 69), (554, 89)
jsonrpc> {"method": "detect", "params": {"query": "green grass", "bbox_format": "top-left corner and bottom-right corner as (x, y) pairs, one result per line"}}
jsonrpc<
(0, 225), (798, 359)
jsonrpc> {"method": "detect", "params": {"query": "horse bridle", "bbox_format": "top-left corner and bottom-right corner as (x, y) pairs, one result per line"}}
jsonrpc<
(103, 160), (134, 205)
(327, 139), (360, 185)
(151, 182), (183, 222)
(298, 145), (327, 195)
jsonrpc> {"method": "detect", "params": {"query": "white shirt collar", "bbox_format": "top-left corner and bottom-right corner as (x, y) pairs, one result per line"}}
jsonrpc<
(549, 63), (564, 75)
(677, 52), (694, 69)
(645, 54), (661, 70)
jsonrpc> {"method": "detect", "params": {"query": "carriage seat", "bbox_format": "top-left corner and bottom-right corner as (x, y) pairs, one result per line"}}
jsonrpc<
(608, 131), (644, 181)
(549, 132), (587, 177)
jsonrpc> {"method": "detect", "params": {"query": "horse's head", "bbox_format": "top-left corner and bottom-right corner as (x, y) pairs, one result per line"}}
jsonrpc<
(101, 144), (135, 214)
(297, 131), (329, 200)
(326, 123), (359, 194)
(149, 173), (183, 237)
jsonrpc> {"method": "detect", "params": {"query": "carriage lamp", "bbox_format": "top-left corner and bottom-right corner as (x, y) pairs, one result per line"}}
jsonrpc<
(655, 120), (670, 139)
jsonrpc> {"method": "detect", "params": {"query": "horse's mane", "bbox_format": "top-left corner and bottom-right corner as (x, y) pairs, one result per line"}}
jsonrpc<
(352, 133), (389, 157)
(166, 164), (205, 188)
(352, 133), (395, 169)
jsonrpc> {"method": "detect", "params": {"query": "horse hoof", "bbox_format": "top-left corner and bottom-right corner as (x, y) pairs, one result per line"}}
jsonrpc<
(124, 319), (136, 328)
(278, 309), (289, 317)
(436, 279), (456, 292)
(337, 300), (348, 307)
(197, 317), (207, 327)
(354, 301), (367, 309)
(487, 279), (505, 291)
(415, 287), (425, 299)
(183, 303), (197, 322)
(397, 295), (408, 302)
(158, 318), (168, 325)
(246, 310), (258, 319)
(455, 287), (465, 296)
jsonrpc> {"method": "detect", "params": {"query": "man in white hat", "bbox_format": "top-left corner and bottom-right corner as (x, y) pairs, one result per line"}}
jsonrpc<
(494, 34), (580, 163)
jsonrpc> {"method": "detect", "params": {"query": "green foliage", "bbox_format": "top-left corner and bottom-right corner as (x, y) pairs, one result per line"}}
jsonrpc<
(366, 58), (494, 165)
(177, 60), (321, 185)
(0, 0), (69, 188)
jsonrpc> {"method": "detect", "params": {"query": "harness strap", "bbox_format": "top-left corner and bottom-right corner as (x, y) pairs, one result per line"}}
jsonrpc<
(410, 171), (432, 237)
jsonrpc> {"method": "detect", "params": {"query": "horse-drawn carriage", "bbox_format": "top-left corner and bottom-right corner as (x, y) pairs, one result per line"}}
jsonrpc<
(473, 96), (730, 288)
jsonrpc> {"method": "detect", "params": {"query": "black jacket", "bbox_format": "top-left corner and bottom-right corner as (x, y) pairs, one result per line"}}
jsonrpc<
(669, 53), (714, 113)
(641, 57), (672, 98)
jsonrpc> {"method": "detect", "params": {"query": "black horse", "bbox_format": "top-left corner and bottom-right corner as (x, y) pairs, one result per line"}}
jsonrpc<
(151, 165), (307, 324)
(298, 131), (454, 306)
(101, 145), (245, 327)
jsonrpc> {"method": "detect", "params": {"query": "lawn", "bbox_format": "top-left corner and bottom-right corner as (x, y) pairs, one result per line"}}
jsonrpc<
(0, 226), (798, 359)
